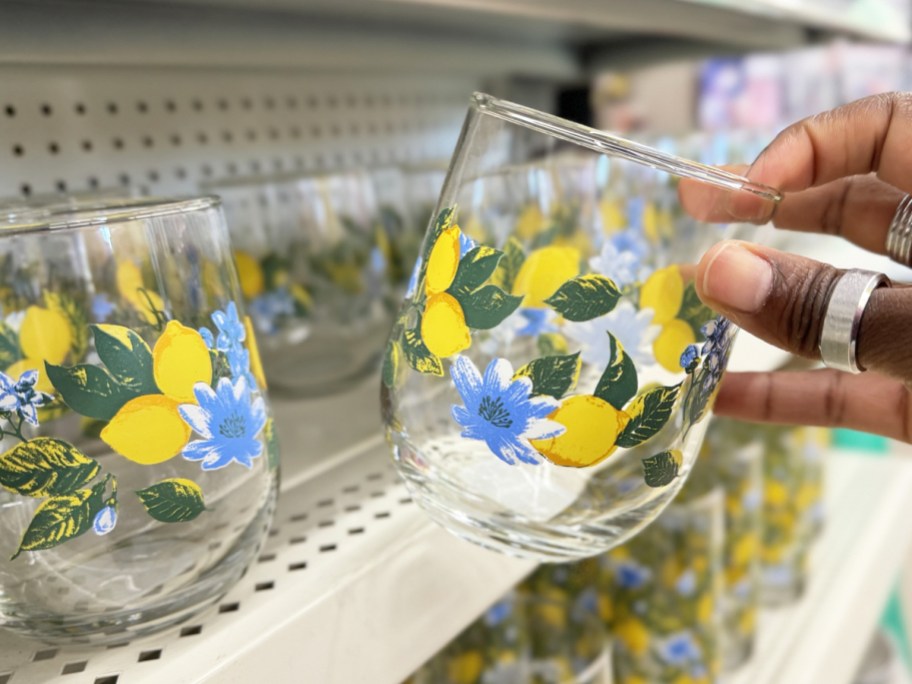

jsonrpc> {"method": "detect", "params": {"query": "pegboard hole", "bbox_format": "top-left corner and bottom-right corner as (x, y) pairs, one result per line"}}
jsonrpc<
(290, 512), (307, 522)
(289, 561), (307, 571)
(82, 140), (93, 152)
(317, 520), (334, 529)
(33, 648), (58, 662)
(255, 581), (275, 592)
(179, 625), (202, 637)
(61, 661), (88, 675)
(219, 602), (240, 613)
(136, 100), (148, 114)
(374, 511), (391, 519)
(0, 673), (11, 684)
(94, 676), (118, 684)
(12, 144), (23, 157)
(258, 553), (276, 563)
(290, 536), (307, 545)
(348, 527), (365, 535)
(344, 505), (360, 513)
(317, 499), (334, 508)
(319, 544), (337, 553)
(48, 142), (59, 155)
(40, 103), (52, 116)
(138, 649), (161, 662)
(107, 102), (118, 115)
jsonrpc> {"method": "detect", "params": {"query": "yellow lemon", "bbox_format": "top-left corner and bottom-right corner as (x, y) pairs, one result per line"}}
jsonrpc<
(290, 283), (312, 310)
(621, 676), (649, 684)
(243, 315), (267, 389)
(598, 594), (613, 623)
(446, 651), (484, 684)
(640, 265), (684, 325)
(764, 480), (788, 508)
(653, 319), (696, 373)
(512, 246), (580, 308)
(101, 395), (191, 464)
(732, 533), (758, 568)
(515, 204), (547, 239)
(19, 306), (72, 365)
(425, 225), (461, 295)
(739, 607), (757, 634)
(152, 320), (213, 403)
(6, 358), (54, 393)
(697, 593), (715, 624)
(599, 198), (625, 234)
(116, 260), (144, 298)
(421, 293), (470, 359)
(642, 201), (659, 243)
(531, 395), (628, 468)
(233, 251), (265, 299)
(615, 618), (650, 657)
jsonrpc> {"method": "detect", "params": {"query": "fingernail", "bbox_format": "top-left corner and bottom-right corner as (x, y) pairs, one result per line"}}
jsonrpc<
(702, 242), (773, 314)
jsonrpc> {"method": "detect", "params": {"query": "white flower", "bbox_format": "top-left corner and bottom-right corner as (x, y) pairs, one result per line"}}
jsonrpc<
(564, 301), (658, 368)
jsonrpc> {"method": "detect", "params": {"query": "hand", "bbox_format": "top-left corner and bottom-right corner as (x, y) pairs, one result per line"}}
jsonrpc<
(679, 93), (912, 442)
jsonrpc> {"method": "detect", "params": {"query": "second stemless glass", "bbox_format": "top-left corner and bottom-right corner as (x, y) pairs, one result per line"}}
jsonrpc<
(0, 197), (278, 642)
(382, 93), (780, 560)
(209, 171), (393, 397)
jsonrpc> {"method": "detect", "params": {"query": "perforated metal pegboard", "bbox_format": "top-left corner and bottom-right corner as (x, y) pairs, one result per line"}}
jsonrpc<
(0, 66), (477, 199)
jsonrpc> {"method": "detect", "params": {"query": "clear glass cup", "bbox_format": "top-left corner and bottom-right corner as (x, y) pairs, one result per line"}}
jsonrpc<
(602, 488), (724, 684)
(381, 93), (780, 560)
(693, 418), (764, 672)
(0, 197), (279, 643)
(206, 171), (393, 397)
(760, 425), (811, 605)
(796, 426), (827, 540)
(370, 166), (423, 296)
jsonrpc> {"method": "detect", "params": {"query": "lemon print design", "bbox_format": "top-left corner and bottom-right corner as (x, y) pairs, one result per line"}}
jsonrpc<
(532, 395), (629, 468)
(152, 321), (213, 403)
(116, 260), (166, 325)
(422, 225), (470, 359)
(654, 319), (696, 373)
(512, 245), (580, 308)
(640, 265), (684, 325)
(234, 251), (265, 300)
(101, 395), (192, 465)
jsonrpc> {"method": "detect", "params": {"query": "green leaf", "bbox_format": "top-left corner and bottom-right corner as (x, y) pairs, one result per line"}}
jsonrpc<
(45, 363), (138, 421)
(593, 333), (639, 410)
(136, 478), (206, 523)
(642, 450), (682, 487)
(458, 285), (522, 330)
(382, 340), (400, 388)
(0, 437), (100, 498)
(0, 323), (21, 368)
(261, 253), (291, 291)
(12, 478), (107, 559)
(402, 324), (443, 376)
(537, 333), (568, 357)
(449, 246), (502, 296)
(264, 418), (280, 472)
(616, 384), (681, 449)
(491, 237), (525, 293)
(45, 291), (89, 360)
(91, 325), (157, 395)
(514, 353), (580, 399)
(544, 275), (621, 322)
(679, 282), (714, 337)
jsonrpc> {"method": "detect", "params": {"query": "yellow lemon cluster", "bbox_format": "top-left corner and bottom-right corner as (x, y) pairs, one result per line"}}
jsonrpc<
(116, 260), (166, 325)
(640, 266), (697, 373)
(101, 321), (212, 465)
(8, 305), (73, 393)
(421, 225), (471, 359)
(233, 251), (265, 300)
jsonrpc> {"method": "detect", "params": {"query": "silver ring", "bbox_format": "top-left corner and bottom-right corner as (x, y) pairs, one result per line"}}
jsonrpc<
(886, 194), (912, 267)
(819, 269), (890, 374)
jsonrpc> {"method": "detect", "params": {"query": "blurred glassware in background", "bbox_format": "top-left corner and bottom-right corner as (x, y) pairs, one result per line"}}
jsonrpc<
(759, 425), (813, 606)
(694, 418), (764, 672)
(382, 92), (779, 561)
(204, 171), (393, 398)
(0, 196), (278, 643)
(402, 160), (449, 236)
(602, 487), (724, 684)
(408, 582), (611, 684)
(370, 166), (423, 297)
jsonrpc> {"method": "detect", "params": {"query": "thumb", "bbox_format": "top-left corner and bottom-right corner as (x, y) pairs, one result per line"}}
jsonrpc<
(696, 240), (912, 382)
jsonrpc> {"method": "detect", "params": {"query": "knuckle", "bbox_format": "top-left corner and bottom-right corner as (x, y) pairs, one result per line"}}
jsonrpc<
(767, 261), (842, 357)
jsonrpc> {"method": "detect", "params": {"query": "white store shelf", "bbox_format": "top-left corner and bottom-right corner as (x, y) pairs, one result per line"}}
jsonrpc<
(729, 451), (912, 684)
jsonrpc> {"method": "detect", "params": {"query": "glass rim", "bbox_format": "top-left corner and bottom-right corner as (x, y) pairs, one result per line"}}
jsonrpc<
(471, 92), (783, 202)
(0, 195), (222, 235)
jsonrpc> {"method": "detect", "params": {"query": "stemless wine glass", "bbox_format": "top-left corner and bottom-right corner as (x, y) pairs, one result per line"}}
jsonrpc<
(206, 171), (393, 396)
(0, 197), (278, 643)
(382, 93), (780, 560)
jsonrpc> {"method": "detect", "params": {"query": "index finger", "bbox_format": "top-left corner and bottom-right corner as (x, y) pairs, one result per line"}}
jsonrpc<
(749, 92), (912, 193)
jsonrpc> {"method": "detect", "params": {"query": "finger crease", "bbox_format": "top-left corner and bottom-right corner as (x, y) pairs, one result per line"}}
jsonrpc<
(829, 177), (854, 237)
(823, 371), (847, 427)
(897, 382), (912, 444)
(870, 94), (896, 172)
(762, 373), (774, 421)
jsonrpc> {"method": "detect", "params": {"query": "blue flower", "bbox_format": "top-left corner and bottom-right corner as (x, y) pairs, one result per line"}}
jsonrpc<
(450, 355), (564, 466)
(612, 227), (650, 259)
(742, 487), (761, 512)
(516, 308), (557, 337)
(658, 631), (702, 666)
(212, 301), (246, 351)
(675, 569), (697, 597)
(91, 294), (115, 322)
(762, 564), (794, 589)
(680, 344), (700, 373)
(179, 377), (267, 471)
(227, 346), (256, 389)
(93, 506), (117, 535)
(199, 327), (216, 348)
(484, 598), (513, 626)
(615, 561), (652, 589)
(627, 197), (646, 231)
(250, 289), (296, 335)
(699, 316), (734, 391)
(0, 369), (52, 426)
(564, 301), (657, 368)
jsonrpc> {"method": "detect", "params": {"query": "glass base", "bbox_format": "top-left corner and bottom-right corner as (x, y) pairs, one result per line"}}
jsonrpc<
(0, 484), (277, 645)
